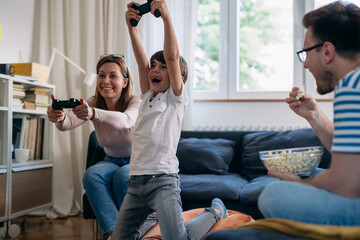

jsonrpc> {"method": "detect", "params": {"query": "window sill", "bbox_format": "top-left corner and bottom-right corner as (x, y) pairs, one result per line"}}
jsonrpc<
(194, 98), (333, 102)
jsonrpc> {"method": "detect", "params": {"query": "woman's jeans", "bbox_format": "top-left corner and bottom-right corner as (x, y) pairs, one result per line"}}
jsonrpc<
(83, 155), (130, 234)
(258, 178), (360, 225)
(112, 174), (220, 240)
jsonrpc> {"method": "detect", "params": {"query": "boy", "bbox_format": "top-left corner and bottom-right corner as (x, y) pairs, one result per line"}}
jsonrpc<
(112, 1), (228, 239)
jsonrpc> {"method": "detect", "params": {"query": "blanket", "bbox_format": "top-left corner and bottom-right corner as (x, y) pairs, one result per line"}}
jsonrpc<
(238, 218), (360, 240)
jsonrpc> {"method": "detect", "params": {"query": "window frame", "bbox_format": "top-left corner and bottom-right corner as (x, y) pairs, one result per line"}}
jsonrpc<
(194, 0), (333, 101)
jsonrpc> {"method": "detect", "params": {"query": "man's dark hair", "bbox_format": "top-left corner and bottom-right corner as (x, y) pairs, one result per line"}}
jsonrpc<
(150, 51), (188, 84)
(303, 1), (360, 59)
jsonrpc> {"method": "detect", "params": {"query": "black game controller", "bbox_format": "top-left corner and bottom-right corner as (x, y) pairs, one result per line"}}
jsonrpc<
(130, 0), (161, 27)
(52, 98), (81, 110)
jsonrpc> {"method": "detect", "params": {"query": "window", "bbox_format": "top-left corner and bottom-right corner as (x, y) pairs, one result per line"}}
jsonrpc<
(194, 0), (355, 100)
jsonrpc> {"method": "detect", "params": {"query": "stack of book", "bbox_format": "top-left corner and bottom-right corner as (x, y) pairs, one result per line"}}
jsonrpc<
(12, 83), (25, 109)
(22, 117), (45, 161)
(23, 87), (51, 112)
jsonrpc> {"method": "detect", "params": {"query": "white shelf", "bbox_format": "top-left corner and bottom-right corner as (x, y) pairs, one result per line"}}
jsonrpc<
(0, 74), (55, 224)
(12, 108), (48, 115)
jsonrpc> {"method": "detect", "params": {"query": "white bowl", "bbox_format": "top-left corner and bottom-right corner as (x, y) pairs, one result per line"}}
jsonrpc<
(259, 146), (324, 177)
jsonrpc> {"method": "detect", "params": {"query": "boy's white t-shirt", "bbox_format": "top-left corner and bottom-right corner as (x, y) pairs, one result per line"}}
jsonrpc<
(129, 86), (188, 176)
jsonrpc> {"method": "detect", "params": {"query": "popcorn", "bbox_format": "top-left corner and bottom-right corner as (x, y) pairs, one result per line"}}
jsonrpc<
(259, 146), (323, 176)
(296, 89), (304, 100)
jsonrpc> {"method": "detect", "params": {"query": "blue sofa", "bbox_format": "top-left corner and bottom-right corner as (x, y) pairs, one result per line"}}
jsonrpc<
(84, 128), (331, 223)
(177, 128), (331, 220)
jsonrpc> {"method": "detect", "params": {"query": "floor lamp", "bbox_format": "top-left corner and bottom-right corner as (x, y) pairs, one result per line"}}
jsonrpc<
(47, 47), (97, 86)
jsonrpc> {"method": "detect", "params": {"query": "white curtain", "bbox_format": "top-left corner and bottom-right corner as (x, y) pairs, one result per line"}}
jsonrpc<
(31, 0), (197, 218)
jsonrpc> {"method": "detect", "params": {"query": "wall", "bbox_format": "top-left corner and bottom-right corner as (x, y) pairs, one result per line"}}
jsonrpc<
(0, 0), (334, 130)
(0, 0), (35, 63)
(192, 101), (333, 130)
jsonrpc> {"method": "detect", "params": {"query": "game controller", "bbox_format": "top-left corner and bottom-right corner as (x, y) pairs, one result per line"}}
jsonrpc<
(130, 0), (161, 27)
(52, 98), (81, 110)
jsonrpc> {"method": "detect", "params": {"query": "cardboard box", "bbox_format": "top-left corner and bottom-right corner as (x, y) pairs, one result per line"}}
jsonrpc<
(11, 62), (49, 83)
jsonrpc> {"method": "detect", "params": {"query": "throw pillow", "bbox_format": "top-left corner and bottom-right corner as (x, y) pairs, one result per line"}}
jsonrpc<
(240, 128), (325, 180)
(177, 138), (235, 174)
(140, 208), (255, 240)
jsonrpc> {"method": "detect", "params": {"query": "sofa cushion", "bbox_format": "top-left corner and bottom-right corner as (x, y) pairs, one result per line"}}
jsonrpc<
(179, 173), (248, 201)
(239, 175), (279, 205)
(177, 138), (235, 174)
(241, 128), (324, 180)
(141, 208), (254, 240)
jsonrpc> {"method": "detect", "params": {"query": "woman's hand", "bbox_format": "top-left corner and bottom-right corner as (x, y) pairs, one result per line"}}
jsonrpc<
(72, 98), (94, 121)
(47, 94), (66, 123)
(125, 1), (141, 28)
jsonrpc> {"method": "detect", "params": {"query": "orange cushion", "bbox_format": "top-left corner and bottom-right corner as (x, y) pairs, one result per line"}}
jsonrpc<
(141, 208), (255, 240)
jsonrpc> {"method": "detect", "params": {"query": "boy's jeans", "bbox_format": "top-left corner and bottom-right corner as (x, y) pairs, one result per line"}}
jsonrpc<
(83, 155), (130, 234)
(112, 174), (220, 240)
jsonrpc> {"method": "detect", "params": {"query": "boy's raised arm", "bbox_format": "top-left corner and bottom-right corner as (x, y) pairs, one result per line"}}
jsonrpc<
(125, 2), (150, 95)
(152, 0), (183, 96)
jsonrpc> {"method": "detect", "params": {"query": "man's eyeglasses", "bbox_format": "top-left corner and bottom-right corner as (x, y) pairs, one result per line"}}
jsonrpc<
(100, 54), (126, 61)
(296, 43), (324, 63)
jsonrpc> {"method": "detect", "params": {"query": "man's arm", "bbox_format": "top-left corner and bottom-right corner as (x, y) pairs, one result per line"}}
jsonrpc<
(152, 0), (183, 96)
(125, 2), (150, 95)
(286, 87), (334, 150)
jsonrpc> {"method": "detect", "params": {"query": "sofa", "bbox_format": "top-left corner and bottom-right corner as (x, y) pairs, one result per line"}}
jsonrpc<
(84, 128), (331, 224)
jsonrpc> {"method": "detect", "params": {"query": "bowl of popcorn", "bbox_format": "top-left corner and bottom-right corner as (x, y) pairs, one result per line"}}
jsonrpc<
(259, 146), (324, 177)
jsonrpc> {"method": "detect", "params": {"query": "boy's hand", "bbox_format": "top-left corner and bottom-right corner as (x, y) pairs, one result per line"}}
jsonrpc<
(150, 0), (169, 20)
(72, 98), (94, 121)
(47, 94), (66, 123)
(126, 1), (141, 28)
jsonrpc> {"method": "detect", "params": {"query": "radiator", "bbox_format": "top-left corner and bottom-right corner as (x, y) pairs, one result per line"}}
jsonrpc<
(193, 125), (309, 131)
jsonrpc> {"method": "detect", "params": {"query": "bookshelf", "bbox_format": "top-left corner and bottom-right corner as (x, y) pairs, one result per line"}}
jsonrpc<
(0, 73), (54, 237)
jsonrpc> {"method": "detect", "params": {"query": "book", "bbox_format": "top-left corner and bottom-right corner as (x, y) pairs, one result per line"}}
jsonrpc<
(12, 101), (24, 109)
(13, 84), (25, 97)
(12, 96), (23, 103)
(35, 118), (44, 160)
(22, 117), (45, 161)
(27, 87), (51, 95)
(13, 83), (25, 89)
(35, 105), (48, 113)
(23, 88), (51, 111)
(13, 88), (26, 97)
(23, 101), (36, 110)
(23, 93), (49, 104)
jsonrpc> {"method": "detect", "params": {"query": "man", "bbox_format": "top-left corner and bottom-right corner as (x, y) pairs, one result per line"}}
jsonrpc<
(258, 1), (360, 225)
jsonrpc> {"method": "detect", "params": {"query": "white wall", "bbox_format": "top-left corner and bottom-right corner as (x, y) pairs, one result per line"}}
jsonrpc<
(192, 101), (333, 130)
(0, 0), (334, 129)
(0, 0), (35, 63)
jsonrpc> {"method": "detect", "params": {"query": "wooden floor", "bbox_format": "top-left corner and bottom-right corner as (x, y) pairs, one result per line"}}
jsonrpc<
(3, 215), (95, 240)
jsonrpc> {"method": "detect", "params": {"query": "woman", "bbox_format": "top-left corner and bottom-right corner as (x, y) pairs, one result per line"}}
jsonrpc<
(47, 54), (141, 239)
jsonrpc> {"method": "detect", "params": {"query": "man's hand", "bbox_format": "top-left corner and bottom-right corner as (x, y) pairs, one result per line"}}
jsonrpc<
(285, 87), (318, 121)
(72, 98), (94, 121)
(267, 170), (302, 182)
(47, 94), (66, 123)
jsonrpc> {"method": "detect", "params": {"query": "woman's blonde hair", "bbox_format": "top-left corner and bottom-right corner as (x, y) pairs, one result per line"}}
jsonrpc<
(93, 55), (133, 112)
